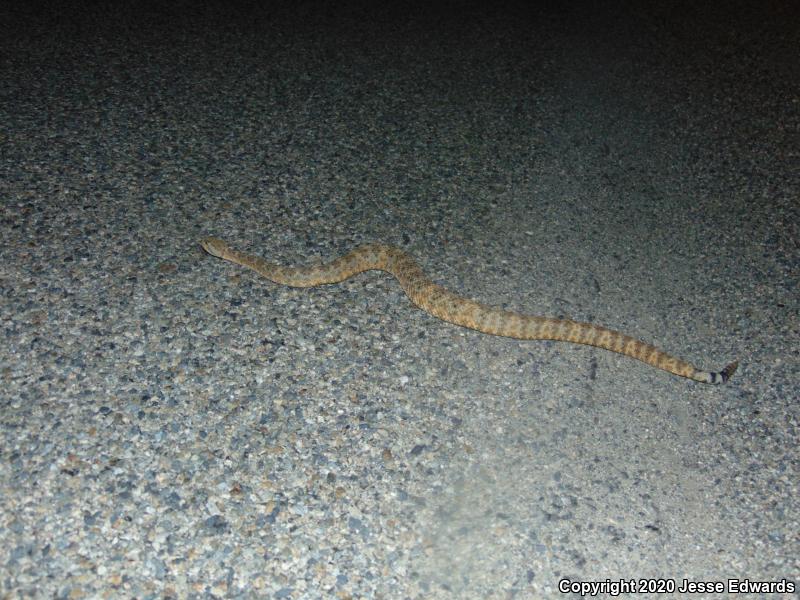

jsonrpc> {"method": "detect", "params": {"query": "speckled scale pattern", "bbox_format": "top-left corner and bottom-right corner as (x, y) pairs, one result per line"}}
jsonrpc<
(201, 238), (737, 384)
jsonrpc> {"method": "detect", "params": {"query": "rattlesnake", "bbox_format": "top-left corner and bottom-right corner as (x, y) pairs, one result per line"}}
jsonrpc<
(201, 237), (737, 384)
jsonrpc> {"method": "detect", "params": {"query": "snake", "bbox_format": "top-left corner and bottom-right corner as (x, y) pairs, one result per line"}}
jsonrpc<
(201, 237), (737, 384)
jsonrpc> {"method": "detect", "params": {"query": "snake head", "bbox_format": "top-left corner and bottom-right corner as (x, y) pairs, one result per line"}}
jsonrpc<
(200, 237), (229, 258)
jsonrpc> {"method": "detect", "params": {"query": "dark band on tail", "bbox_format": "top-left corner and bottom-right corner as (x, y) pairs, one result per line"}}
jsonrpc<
(709, 361), (739, 384)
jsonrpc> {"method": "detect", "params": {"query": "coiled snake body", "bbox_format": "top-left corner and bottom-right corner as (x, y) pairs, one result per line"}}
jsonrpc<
(201, 238), (737, 384)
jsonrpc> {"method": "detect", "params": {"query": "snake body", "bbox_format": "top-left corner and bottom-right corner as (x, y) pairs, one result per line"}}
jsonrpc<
(201, 238), (737, 384)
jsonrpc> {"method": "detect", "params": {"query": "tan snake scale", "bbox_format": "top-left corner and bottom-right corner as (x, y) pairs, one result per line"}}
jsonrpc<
(201, 238), (737, 384)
